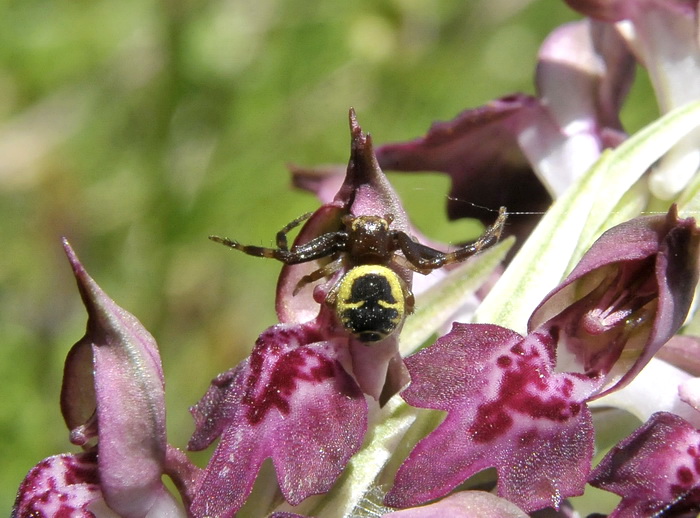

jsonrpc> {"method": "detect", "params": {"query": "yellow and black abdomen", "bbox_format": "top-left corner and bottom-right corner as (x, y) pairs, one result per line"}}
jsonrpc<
(334, 264), (406, 342)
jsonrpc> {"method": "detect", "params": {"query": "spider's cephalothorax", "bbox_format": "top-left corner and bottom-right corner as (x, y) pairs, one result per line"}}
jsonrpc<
(210, 207), (506, 342)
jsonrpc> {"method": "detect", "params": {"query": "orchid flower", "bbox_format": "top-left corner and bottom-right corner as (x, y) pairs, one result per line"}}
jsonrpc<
(375, 0), (700, 242)
(12, 102), (700, 516)
(589, 411), (700, 516)
(385, 205), (699, 513)
(12, 1), (700, 516)
(12, 240), (198, 518)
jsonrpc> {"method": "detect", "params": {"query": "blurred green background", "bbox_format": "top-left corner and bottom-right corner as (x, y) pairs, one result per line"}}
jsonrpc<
(1, 0), (656, 513)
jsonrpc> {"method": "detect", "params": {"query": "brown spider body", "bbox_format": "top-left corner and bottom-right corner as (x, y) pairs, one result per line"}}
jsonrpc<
(211, 207), (506, 342)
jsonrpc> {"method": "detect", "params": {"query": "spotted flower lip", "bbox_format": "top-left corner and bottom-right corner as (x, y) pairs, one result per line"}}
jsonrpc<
(384, 322), (597, 513)
(528, 205), (700, 399)
(188, 319), (368, 518)
(589, 411), (700, 516)
(13, 240), (189, 518)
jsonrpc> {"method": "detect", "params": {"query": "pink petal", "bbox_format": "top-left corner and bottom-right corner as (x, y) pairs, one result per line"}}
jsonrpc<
(62, 240), (177, 517)
(189, 322), (367, 517)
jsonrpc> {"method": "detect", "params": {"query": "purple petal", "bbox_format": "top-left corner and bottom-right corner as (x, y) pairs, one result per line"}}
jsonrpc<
(61, 240), (176, 517)
(12, 452), (101, 518)
(376, 20), (631, 242)
(376, 94), (550, 242)
(589, 412), (700, 516)
(188, 321), (367, 517)
(563, 0), (637, 21)
(383, 491), (527, 518)
(385, 324), (597, 512)
(563, 0), (696, 24)
(529, 207), (700, 398)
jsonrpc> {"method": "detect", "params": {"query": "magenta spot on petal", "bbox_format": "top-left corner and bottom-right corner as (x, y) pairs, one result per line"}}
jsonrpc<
(244, 326), (333, 424)
(497, 355), (512, 368)
(561, 378), (574, 398)
(56, 506), (75, 518)
(671, 484), (687, 497)
(63, 452), (99, 486)
(678, 466), (694, 486)
(469, 403), (513, 442)
(519, 429), (537, 446)
(468, 343), (581, 443)
(694, 457), (700, 475)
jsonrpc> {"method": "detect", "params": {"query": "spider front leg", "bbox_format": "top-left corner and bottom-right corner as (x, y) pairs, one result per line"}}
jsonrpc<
(209, 212), (313, 263)
(396, 206), (507, 272)
(276, 212), (313, 249)
(210, 212), (347, 266)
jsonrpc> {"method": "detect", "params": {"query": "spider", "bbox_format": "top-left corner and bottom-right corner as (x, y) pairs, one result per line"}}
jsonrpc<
(210, 207), (506, 342)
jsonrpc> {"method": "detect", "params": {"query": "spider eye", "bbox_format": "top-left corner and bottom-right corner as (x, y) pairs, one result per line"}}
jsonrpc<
(332, 265), (406, 342)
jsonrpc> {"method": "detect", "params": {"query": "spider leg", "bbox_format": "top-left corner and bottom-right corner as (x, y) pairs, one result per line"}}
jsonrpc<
(395, 206), (507, 272)
(208, 235), (294, 262)
(294, 255), (345, 295)
(276, 212), (313, 249)
(210, 211), (348, 265)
